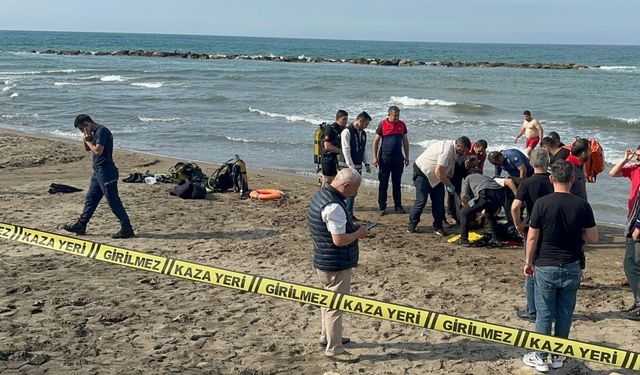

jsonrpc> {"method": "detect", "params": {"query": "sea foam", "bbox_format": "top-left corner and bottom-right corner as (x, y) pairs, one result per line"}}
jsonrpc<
(248, 107), (322, 124)
(598, 66), (638, 72)
(100, 75), (125, 82)
(131, 82), (164, 88)
(138, 116), (182, 123)
(390, 96), (457, 107)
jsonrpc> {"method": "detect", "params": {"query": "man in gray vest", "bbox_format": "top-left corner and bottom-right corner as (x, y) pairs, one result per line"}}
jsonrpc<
(340, 111), (372, 221)
(308, 168), (369, 363)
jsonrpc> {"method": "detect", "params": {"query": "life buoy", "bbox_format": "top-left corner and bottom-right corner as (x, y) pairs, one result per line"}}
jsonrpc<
(249, 189), (284, 201)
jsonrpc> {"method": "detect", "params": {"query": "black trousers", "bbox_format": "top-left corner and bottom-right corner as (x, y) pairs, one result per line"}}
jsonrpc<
(460, 188), (504, 241)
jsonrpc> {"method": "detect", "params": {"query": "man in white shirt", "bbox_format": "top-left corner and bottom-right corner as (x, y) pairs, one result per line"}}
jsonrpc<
(408, 137), (471, 235)
(340, 111), (372, 221)
(308, 168), (370, 363)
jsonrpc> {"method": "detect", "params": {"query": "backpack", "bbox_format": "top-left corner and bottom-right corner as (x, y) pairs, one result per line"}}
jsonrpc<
(584, 139), (605, 183)
(206, 155), (249, 198)
(168, 162), (207, 184)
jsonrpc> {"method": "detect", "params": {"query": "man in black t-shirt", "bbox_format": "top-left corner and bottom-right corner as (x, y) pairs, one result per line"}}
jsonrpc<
(322, 110), (349, 184)
(62, 114), (134, 239)
(511, 149), (554, 322)
(522, 160), (598, 372)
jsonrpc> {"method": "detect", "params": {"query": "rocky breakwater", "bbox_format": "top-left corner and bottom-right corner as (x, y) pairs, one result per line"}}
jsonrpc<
(32, 49), (590, 70)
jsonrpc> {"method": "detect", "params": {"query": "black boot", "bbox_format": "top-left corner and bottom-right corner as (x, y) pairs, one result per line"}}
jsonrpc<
(112, 226), (135, 239)
(63, 221), (86, 235)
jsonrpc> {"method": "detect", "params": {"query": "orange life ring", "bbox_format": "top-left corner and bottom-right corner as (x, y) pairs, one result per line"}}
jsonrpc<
(249, 189), (284, 201)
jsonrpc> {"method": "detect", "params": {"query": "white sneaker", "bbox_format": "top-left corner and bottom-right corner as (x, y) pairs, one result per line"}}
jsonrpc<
(523, 352), (549, 372)
(551, 355), (566, 369)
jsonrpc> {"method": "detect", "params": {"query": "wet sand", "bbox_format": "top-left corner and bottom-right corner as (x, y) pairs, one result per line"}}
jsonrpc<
(0, 129), (637, 374)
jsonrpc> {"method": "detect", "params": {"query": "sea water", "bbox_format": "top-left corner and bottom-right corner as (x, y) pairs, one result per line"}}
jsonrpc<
(1, 31), (639, 225)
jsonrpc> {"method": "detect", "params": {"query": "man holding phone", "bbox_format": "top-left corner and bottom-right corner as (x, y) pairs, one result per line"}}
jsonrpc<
(308, 168), (369, 363)
(609, 146), (640, 320)
(62, 114), (134, 239)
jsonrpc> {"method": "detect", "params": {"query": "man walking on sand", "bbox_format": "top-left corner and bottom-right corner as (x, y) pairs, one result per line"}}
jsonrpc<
(522, 160), (598, 372)
(372, 106), (409, 215)
(515, 110), (543, 157)
(609, 146), (640, 320)
(62, 114), (135, 239)
(308, 168), (369, 363)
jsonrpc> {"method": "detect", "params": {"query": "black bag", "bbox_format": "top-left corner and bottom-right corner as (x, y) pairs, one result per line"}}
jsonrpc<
(169, 181), (206, 200)
(48, 183), (83, 194)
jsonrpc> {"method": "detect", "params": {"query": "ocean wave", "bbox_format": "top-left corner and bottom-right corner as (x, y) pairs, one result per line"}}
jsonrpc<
(223, 136), (305, 147)
(137, 116), (183, 123)
(54, 82), (85, 86)
(131, 82), (164, 89)
(597, 66), (638, 72)
(413, 139), (442, 148)
(390, 96), (457, 107)
(50, 129), (81, 139)
(100, 75), (125, 82)
(9, 93), (18, 98)
(614, 117), (640, 125)
(248, 107), (322, 124)
(2, 85), (15, 92)
(0, 69), (77, 76)
(571, 115), (640, 129)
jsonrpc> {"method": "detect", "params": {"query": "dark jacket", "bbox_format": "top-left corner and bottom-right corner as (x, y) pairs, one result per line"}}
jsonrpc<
(344, 123), (367, 167)
(308, 184), (359, 271)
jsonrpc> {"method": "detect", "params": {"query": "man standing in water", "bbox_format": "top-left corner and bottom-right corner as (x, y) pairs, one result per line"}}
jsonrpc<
(63, 114), (135, 239)
(372, 106), (409, 215)
(515, 110), (544, 157)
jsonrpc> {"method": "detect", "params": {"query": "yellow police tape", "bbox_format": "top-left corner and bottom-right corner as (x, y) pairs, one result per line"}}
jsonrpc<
(0, 222), (638, 370)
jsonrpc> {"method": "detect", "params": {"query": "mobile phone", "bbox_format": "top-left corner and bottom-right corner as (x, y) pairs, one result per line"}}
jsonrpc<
(365, 222), (378, 230)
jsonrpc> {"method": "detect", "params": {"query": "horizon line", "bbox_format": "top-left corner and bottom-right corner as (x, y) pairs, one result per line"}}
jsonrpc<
(2, 28), (639, 48)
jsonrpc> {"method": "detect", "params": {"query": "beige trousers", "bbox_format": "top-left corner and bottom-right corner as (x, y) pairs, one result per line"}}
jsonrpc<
(316, 268), (352, 355)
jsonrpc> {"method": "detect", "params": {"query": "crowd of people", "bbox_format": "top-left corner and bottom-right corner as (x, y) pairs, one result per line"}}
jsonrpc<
(308, 107), (639, 370)
(59, 112), (637, 370)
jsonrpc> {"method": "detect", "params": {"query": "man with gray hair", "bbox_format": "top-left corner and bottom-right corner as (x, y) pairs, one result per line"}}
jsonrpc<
(522, 160), (597, 372)
(511, 149), (554, 322)
(308, 168), (370, 363)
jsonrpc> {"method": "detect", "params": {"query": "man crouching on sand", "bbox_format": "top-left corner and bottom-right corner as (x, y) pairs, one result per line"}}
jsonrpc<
(62, 114), (135, 239)
(308, 168), (369, 363)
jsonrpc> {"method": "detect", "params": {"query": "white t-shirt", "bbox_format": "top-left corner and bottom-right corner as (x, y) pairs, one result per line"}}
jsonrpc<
(414, 140), (456, 187)
(321, 203), (347, 234)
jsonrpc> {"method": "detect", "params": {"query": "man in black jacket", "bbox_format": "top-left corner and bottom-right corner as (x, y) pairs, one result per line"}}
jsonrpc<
(308, 168), (369, 363)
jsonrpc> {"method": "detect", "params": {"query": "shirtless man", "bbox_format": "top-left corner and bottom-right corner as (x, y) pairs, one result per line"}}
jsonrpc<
(514, 110), (543, 157)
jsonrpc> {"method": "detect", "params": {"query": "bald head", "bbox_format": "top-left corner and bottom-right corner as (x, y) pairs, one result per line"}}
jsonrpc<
(331, 168), (362, 198)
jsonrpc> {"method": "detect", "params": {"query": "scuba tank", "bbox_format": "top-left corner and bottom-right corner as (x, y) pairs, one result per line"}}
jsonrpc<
(314, 122), (327, 186)
(313, 122), (326, 164)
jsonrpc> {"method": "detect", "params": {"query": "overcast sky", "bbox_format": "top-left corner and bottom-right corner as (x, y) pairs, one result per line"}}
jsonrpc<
(1, 0), (638, 45)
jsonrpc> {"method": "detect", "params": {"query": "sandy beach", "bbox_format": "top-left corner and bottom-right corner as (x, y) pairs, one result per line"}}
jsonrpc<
(0, 129), (637, 374)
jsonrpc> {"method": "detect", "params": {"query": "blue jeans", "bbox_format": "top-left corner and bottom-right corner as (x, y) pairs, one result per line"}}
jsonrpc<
(624, 239), (640, 306)
(79, 163), (131, 228)
(523, 234), (536, 316)
(534, 260), (581, 359)
(344, 168), (361, 218)
(409, 174), (445, 229)
(378, 155), (404, 210)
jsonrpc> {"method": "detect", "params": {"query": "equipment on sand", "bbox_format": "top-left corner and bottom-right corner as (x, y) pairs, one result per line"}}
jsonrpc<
(249, 189), (284, 201)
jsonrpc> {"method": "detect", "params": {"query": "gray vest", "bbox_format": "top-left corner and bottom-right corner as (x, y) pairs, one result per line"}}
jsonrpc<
(308, 184), (358, 271)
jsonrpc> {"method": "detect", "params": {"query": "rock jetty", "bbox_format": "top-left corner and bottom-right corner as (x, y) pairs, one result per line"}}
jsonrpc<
(31, 49), (589, 70)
